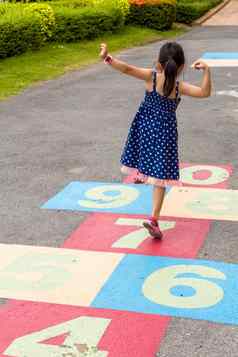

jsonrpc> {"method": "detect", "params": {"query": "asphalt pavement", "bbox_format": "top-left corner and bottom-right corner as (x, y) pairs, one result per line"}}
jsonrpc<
(0, 17), (238, 357)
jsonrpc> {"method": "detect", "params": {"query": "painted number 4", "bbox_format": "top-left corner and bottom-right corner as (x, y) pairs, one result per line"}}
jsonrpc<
(5, 316), (110, 357)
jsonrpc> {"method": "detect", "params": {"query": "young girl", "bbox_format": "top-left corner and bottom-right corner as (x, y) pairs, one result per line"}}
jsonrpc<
(100, 42), (211, 239)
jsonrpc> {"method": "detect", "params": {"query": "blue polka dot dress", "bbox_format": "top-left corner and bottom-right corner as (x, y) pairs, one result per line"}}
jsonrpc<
(121, 70), (181, 186)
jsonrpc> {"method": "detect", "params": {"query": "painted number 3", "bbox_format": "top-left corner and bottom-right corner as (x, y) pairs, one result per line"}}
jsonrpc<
(143, 265), (226, 309)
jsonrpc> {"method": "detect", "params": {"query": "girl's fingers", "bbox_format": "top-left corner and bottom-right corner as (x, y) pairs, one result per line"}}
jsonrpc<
(192, 60), (209, 70)
(99, 43), (108, 58)
(99, 43), (108, 59)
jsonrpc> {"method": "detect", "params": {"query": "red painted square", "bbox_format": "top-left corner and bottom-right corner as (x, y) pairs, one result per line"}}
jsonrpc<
(0, 300), (169, 357)
(124, 163), (232, 188)
(63, 213), (211, 258)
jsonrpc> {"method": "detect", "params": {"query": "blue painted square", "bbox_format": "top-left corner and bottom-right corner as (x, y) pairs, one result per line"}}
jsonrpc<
(92, 254), (238, 325)
(42, 181), (170, 214)
(202, 52), (238, 60)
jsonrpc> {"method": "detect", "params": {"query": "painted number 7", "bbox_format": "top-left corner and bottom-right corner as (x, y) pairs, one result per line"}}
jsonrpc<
(112, 218), (176, 249)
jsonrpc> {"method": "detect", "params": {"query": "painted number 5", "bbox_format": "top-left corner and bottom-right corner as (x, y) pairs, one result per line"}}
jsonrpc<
(143, 265), (226, 309)
(78, 185), (139, 209)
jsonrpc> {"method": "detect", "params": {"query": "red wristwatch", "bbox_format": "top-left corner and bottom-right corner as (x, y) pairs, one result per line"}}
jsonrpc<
(104, 55), (113, 65)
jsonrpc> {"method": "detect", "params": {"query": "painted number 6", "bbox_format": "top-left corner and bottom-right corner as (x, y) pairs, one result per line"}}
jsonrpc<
(78, 185), (139, 209)
(143, 265), (226, 309)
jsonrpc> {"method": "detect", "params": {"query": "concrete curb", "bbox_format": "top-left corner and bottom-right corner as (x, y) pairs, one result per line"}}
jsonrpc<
(192, 0), (231, 26)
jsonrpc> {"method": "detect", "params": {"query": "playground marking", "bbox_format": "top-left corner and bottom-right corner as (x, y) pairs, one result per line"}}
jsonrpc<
(42, 183), (238, 221)
(179, 164), (230, 186)
(0, 244), (238, 325)
(5, 316), (110, 357)
(163, 187), (238, 221)
(201, 52), (238, 67)
(0, 244), (124, 306)
(0, 164), (233, 356)
(92, 254), (238, 325)
(42, 164), (231, 214)
(123, 164), (231, 188)
(217, 90), (238, 98)
(63, 213), (211, 258)
(0, 302), (169, 357)
(42, 181), (153, 214)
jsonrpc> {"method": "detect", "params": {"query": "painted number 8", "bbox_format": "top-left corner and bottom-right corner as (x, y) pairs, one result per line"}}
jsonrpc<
(78, 185), (139, 209)
(143, 265), (226, 309)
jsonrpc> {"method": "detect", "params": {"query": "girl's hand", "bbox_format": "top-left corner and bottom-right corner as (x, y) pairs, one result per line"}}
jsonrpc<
(100, 43), (108, 60)
(192, 60), (209, 71)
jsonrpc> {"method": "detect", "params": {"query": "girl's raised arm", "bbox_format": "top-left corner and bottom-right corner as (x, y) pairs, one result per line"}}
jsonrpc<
(100, 43), (152, 81)
(180, 60), (212, 98)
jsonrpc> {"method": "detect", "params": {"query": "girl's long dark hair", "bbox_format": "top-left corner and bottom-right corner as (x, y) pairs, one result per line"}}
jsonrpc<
(159, 42), (185, 97)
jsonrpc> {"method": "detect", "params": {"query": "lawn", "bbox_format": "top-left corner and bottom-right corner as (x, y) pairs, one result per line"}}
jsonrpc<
(0, 24), (186, 100)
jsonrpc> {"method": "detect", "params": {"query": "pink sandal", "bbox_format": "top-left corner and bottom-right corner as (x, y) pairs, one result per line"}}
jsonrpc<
(133, 170), (145, 184)
(143, 217), (163, 239)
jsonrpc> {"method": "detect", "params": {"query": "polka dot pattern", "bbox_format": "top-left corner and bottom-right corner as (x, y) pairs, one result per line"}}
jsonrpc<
(121, 70), (181, 181)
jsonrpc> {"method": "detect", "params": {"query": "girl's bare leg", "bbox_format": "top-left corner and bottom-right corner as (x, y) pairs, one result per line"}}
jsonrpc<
(152, 186), (166, 220)
(143, 185), (165, 239)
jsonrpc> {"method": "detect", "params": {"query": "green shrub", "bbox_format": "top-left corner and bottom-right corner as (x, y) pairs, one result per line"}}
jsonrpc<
(26, 3), (55, 40)
(52, 5), (125, 42)
(51, 0), (130, 16)
(50, 0), (95, 9)
(0, 9), (44, 59)
(176, 0), (223, 24)
(94, 0), (130, 17)
(0, 3), (11, 15)
(0, 2), (24, 15)
(127, 0), (176, 30)
(7, 0), (54, 2)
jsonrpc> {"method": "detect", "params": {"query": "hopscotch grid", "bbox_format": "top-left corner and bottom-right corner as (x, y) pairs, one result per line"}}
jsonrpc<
(0, 163), (235, 357)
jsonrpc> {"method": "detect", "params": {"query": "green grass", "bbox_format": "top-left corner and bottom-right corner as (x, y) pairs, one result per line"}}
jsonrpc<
(0, 25), (185, 100)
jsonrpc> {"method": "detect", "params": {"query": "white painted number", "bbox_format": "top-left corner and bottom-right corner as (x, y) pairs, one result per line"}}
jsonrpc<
(5, 316), (110, 357)
(0, 253), (75, 291)
(78, 185), (139, 209)
(143, 265), (226, 309)
(180, 165), (229, 186)
(113, 218), (176, 249)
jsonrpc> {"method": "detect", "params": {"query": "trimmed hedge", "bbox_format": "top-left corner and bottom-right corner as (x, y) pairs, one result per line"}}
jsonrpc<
(27, 3), (55, 40)
(94, 0), (130, 17)
(52, 5), (124, 42)
(0, 8), (44, 59)
(176, 0), (223, 24)
(127, 0), (176, 30)
(0, 1), (125, 58)
(0, 14), (44, 58)
(7, 0), (130, 16)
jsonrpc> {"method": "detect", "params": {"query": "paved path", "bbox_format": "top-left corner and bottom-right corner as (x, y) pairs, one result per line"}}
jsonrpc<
(1, 16), (238, 357)
(204, 0), (238, 25)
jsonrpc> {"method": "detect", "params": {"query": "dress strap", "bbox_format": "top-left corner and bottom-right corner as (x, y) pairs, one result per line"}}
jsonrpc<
(152, 70), (157, 91)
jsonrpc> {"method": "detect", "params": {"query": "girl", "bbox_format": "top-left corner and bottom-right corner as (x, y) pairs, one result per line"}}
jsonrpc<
(100, 42), (211, 239)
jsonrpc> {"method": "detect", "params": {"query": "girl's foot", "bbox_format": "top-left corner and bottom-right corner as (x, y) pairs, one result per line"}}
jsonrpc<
(133, 170), (145, 184)
(143, 217), (163, 239)
(134, 177), (145, 184)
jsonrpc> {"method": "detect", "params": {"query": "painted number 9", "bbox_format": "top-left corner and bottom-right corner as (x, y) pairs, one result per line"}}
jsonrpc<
(78, 185), (139, 209)
(143, 265), (226, 309)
